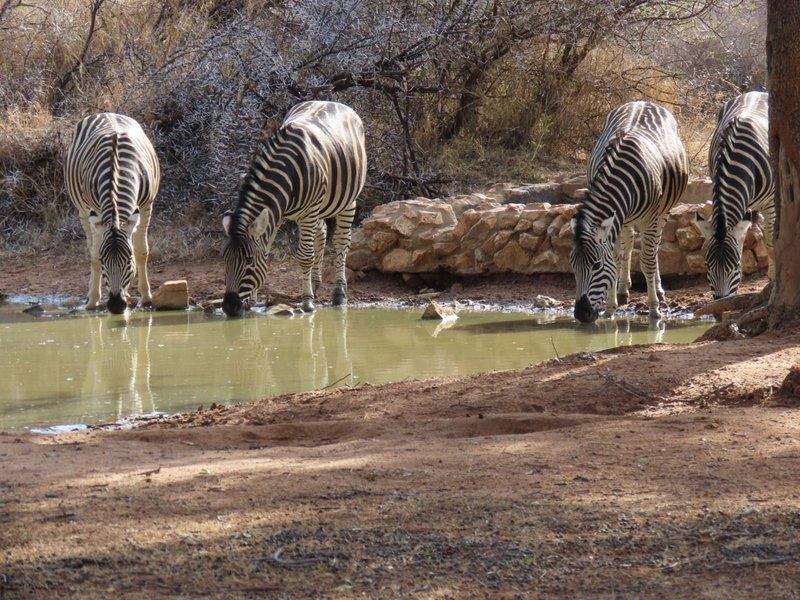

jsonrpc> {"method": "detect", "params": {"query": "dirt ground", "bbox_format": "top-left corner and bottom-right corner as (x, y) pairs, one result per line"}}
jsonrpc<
(2, 248), (799, 598)
(0, 243), (767, 311)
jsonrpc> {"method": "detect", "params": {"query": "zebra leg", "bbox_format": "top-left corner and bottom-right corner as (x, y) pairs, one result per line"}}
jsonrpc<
(297, 218), (318, 312)
(81, 216), (102, 309)
(312, 220), (327, 296)
(640, 219), (665, 318)
(132, 205), (153, 305)
(331, 206), (356, 306)
(615, 226), (635, 306)
(763, 208), (776, 280)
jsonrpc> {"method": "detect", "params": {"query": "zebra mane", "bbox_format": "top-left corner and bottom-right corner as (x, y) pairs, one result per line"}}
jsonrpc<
(711, 116), (742, 244)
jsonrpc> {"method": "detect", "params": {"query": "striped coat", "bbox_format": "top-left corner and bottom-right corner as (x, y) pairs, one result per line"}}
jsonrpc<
(64, 113), (160, 314)
(570, 101), (688, 322)
(222, 101), (367, 317)
(698, 91), (773, 298)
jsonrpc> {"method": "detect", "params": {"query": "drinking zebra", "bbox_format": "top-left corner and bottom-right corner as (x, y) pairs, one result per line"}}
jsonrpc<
(222, 101), (367, 317)
(696, 91), (773, 299)
(64, 113), (160, 314)
(570, 101), (688, 323)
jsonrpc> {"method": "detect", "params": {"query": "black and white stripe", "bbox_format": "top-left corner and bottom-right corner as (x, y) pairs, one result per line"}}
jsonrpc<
(222, 101), (367, 317)
(64, 113), (160, 314)
(570, 101), (688, 322)
(697, 91), (773, 299)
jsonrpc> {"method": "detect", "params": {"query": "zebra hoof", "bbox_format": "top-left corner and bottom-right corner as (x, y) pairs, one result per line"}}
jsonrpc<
(301, 298), (316, 313)
(616, 293), (629, 306)
(332, 289), (346, 306)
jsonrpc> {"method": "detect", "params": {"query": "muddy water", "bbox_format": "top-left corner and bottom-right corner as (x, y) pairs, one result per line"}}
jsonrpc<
(0, 304), (711, 429)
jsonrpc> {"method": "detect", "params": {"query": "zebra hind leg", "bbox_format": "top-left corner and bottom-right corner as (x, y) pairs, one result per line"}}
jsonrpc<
(311, 220), (327, 296)
(640, 219), (665, 319)
(297, 218), (318, 312)
(331, 207), (355, 307)
(132, 205), (153, 305)
(81, 217), (102, 309)
(615, 226), (635, 306)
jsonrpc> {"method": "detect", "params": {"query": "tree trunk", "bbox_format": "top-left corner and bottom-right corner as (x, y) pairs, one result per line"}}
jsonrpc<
(767, 1), (800, 327)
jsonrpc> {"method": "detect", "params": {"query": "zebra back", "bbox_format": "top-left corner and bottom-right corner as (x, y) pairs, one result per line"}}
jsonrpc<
(64, 113), (160, 225)
(707, 91), (772, 238)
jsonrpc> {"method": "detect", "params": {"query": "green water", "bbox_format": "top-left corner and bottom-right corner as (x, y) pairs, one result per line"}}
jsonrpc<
(0, 304), (711, 430)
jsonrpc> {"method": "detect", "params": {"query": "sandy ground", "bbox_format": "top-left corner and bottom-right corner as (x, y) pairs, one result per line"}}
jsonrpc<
(2, 248), (799, 598)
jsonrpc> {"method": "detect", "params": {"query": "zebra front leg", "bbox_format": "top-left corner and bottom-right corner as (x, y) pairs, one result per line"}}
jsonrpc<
(132, 205), (153, 305)
(616, 226), (635, 306)
(312, 220), (327, 296)
(81, 217), (102, 309)
(640, 219), (665, 319)
(331, 206), (356, 306)
(297, 218), (318, 312)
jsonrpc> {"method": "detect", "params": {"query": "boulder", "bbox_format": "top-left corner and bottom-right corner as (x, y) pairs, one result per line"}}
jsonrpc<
(532, 294), (560, 309)
(151, 280), (189, 310)
(494, 240), (530, 272)
(381, 248), (413, 272)
(681, 178), (713, 204)
(267, 303), (295, 316)
(421, 301), (457, 320)
(675, 225), (703, 251)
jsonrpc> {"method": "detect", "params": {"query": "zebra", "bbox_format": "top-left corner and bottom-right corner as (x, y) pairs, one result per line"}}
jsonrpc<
(221, 101), (367, 317)
(570, 101), (688, 323)
(695, 91), (773, 299)
(65, 113), (160, 314)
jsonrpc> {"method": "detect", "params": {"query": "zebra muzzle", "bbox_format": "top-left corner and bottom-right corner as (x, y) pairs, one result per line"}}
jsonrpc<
(574, 294), (599, 323)
(107, 293), (127, 315)
(222, 292), (245, 317)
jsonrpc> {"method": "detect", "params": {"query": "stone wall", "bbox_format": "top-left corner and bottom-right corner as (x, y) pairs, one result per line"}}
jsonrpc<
(346, 194), (769, 278)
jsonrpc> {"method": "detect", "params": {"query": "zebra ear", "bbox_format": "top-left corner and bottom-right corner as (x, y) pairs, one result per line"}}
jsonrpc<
(732, 219), (751, 245)
(248, 209), (270, 238)
(695, 214), (713, 240)
(596, 216), (615, 242)
(222, 211), (233, 236)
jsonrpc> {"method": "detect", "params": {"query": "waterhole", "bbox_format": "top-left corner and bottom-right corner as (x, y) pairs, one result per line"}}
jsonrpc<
(0, 304), (711, 429)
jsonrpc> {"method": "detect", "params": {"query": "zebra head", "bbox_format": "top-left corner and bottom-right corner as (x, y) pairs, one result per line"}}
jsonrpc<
(221, 209), (271, 317)
(696, 214), (751, 300)
(569, 213), (617, 323)
(89, 211), (139, 314)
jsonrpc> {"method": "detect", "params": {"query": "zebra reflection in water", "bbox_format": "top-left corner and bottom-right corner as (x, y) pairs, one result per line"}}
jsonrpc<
(81, 313), (157, 420)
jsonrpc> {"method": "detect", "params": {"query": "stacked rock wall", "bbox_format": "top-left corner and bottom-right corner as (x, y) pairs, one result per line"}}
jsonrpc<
(347, 194), (769, 278)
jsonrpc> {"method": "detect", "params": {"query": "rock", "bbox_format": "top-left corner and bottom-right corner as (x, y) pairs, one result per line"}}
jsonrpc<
(505, 182), (562, 204)
(675, 225), (703, 251)
(532, 294), (559, 309)
(151, 280), (189, 310)
(742, 249), (759, 274)
(202, 299), (224, 313)
(779, 365), (800, 399)
(368, 230), (398, 254)
(322, 266), (355, 284)
(421, 301), (457, 320)
(681, 177), (713, 204)
(381, 248), (413, 272)
(346, 248), (378, 271)
(449, 282), (464, 294)
(518, 232), (543, 252)
(266, 303), (295, 316)
(494, 240), (530, 272)
(696, 321), (744, 342)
